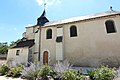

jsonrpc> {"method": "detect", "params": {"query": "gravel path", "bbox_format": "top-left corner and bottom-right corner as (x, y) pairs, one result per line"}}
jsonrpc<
(0, 76), (25, 80)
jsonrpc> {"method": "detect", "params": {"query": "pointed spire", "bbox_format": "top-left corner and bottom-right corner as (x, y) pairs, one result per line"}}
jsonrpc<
(41, 10), (46, 17)
(37, 0), (49, 26)
(37, 10), (49, 26)
(40, 0), (46, 17)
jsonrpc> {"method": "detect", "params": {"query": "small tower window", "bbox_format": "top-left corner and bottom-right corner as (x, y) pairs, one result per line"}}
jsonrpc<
(46, 29), (52, 39)
(16, 50), (20, 56)
(70, 25), (77, 37)
(105, 20), (116, 33)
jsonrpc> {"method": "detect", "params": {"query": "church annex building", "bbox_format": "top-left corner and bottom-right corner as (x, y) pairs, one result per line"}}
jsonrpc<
(7, 9), (120, 67)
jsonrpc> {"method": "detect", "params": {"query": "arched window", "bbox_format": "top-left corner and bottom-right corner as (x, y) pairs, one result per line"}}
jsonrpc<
(70, 25), (77, 37)
(105, 20), (116, 33)
(46, 29), (52, 39)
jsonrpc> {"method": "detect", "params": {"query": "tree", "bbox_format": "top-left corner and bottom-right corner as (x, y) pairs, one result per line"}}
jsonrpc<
(9, 39), (21, 46)
(0, 42), (8, 54)
(0, 39), (21, 54)
(0, 42), (7, 46)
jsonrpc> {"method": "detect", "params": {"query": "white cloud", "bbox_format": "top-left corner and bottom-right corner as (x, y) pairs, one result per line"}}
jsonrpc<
(36, 0), (61, 8)
(36, 0), (44, 6)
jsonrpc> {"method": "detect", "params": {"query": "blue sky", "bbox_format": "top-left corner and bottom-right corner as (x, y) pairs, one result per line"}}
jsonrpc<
(0, 0), (120, 44)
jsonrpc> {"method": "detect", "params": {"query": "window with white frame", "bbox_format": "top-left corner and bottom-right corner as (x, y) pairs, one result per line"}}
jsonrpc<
(70, 25), (77, 37)
(46, 29), (52, 39)
(105, 20), (117, 33)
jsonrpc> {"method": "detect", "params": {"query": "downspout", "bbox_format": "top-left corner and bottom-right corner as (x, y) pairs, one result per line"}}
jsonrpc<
(38, 26), (41, 61)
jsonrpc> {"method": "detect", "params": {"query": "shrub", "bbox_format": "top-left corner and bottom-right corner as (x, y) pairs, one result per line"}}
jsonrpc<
(61, 69), (88, 80)
(61, 69), (77, 80)
(0, 64), (10, 75)
(6, 64), (24, 78)
(115, 66), (120, 79)
(21, 62), (41, 80)
(77, 71), (88, 80)
(87, 69), (95, 80)
(54, 60), (72, 74)
(77, 75), (88, 80)
(88, 65), (116, 80)
(61, 69), (78, 80)
(37, 65), (56, 80)
(53, 60), (72, 79)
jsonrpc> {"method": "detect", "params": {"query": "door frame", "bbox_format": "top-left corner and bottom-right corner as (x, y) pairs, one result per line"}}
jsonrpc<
(43, 51), (49, 64)
(41, 50), (50, 65)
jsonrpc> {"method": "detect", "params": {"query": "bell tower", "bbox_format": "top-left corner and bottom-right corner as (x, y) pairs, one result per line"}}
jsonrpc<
(37, 1), (49, 26)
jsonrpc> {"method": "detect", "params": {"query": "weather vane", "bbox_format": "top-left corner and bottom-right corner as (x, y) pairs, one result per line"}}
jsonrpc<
(44, 0), (46, 10)
(110, 6), (113, 11)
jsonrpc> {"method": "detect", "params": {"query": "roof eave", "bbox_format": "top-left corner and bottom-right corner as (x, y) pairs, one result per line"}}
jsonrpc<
(43, 12), (120, 27)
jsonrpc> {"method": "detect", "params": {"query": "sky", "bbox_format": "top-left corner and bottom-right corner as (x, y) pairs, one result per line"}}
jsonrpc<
(0, 0), (120, 44)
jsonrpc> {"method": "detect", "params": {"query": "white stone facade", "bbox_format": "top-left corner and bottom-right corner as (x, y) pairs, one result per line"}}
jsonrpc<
(7, 10), (120, 67)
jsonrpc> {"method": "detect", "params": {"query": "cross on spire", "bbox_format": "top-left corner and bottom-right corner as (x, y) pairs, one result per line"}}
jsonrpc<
(110, 6), (113, 11)
(44, 0), (46, 11)
(36, 0), (49, 26)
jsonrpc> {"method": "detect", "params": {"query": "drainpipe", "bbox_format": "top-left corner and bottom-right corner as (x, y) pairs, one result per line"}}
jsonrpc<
(38, 26), (41, 61)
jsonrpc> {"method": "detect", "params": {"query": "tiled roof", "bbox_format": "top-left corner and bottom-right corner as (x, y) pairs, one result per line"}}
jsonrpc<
(44, 10), (120, 27)
(12, 39), (35, 48)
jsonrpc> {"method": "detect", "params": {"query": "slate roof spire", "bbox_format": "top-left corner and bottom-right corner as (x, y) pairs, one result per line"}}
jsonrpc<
(37, 10), (49, 26)
(41, 9), (46, 17)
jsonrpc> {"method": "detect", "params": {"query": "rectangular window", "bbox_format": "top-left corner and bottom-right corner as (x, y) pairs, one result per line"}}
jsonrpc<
(56, 36), (63, 42)
(16, 50), (20, 56)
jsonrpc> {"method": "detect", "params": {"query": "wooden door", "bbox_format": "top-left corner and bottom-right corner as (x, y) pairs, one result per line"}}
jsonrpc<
(43, 51), (48, 64)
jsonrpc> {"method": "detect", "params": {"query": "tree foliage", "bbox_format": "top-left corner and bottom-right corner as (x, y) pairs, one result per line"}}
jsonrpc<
(0, 42), (8, 54)
(0, 39), (21, 54)
(9, 39), (21, 46)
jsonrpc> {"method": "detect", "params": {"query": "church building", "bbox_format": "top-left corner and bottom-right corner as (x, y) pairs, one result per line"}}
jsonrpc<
(7, 8), (120, 67)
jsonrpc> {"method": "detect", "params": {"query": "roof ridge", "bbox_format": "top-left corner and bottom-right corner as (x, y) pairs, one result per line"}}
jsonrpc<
(44, 10), (120, 27)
